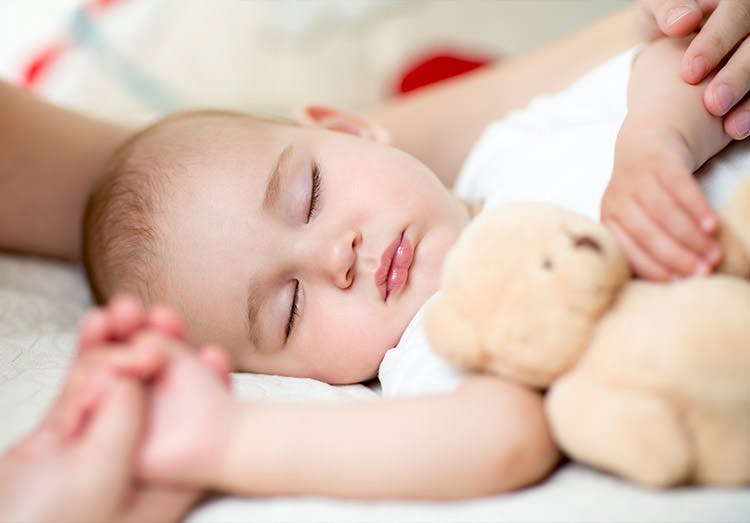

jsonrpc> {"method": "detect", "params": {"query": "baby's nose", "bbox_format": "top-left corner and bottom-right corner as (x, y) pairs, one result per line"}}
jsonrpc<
(319, 230), (360, 289)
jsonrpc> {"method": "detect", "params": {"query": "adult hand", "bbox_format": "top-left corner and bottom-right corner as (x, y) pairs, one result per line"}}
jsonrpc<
(636, 0), (750, 139)
(0, 361), (144, 523)
(0, 317), (199, 523)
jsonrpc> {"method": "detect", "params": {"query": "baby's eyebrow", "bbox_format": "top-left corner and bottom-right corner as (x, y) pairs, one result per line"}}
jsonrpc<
(262, 144), (293, 212)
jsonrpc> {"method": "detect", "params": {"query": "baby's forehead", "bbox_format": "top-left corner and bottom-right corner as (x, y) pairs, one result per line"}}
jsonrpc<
(148, 114), (295, 163)
(150, 114), (248, 148)
(159, 112), (291, 140)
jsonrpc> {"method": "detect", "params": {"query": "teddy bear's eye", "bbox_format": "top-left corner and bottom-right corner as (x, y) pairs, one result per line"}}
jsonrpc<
(542, 258), (554, 270)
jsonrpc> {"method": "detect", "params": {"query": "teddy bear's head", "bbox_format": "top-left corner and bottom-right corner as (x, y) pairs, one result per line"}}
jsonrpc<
(424, 202), (630, 388)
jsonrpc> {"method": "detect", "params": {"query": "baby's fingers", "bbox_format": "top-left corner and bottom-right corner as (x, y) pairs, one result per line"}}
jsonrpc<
(78, 298), (188, 358)
(78, 295), (148, 354)
(614, 198), (706, 278)
(606, 219), (671, 281)
(78, 308), (111, 354)
(145, 304), (188, 342)
(642, 174), (721, 267)
(658, 167), (718, 234)
(197, 343), (232, 387)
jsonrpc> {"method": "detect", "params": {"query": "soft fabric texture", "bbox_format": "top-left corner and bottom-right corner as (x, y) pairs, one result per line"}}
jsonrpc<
(454, 48), (637, 220)
(378, 294), (466, 398)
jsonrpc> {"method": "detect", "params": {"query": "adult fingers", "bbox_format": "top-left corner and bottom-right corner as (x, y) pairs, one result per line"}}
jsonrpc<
(48, 348), (164, 441)
(684, 0), (750, 85)
(703, 33), (750, 117)
(60, 346), (168, 441)
(75, 379), (146, 520)
(723, 96), (750, 138)
(45, 361), (111, 441)
(637, 0), (703, 40)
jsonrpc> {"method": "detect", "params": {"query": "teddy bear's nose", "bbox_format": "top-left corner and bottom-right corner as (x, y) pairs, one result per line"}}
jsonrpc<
(572, 235), (602, 254)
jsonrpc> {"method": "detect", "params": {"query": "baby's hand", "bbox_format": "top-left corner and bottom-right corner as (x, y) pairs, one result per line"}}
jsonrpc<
(602, 125), (722, 281)
(123, 330), (234, 487)
(79, 298), (233, 487)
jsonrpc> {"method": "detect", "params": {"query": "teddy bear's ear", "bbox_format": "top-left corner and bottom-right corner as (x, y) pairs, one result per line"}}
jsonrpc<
(424, 297), (484, 370)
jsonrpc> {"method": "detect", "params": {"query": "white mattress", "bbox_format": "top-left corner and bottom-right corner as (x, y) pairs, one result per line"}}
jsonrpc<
(1, 253), (748, 522)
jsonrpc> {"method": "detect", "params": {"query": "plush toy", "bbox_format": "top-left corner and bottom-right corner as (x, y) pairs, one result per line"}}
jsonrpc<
(424, 177), (750, 488)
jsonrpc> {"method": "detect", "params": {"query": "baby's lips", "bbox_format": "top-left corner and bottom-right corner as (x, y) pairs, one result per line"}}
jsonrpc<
(386, 235), (414, 299)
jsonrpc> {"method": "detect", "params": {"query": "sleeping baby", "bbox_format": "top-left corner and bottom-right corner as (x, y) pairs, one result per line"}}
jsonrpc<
(78, 35), (747, 499)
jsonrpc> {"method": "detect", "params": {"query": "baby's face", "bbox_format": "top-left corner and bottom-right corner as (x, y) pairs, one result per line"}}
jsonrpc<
(157, 115), (469, 384)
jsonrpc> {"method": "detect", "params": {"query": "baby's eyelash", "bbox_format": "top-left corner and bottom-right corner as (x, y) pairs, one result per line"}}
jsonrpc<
(307, 162), (321, 222)
(286, 280), (300, 339)
(287, 164), (320, 340)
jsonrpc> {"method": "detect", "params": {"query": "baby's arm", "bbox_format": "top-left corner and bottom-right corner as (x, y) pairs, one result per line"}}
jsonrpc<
(211, 375), (557, 499)
(602, 36), (732, 281)
(85, 299), (556, 499)
(130, 333), (558, 500)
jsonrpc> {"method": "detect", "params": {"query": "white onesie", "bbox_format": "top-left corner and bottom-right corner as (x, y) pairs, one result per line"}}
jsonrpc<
(378, 47), (750, 398)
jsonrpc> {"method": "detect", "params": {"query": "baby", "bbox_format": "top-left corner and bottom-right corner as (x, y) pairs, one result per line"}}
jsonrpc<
(79, 34), (739, 498)
(83, 108), (469, 385)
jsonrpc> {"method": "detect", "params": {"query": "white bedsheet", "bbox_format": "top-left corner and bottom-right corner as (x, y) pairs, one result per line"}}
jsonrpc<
(1, 253), (748, 522)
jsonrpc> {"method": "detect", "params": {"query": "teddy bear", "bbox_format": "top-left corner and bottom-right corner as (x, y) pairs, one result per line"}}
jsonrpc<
(423, 176), (750, 488)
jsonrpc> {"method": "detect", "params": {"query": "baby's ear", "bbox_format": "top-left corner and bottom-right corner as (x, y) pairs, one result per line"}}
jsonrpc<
(292, 104), (391, 144)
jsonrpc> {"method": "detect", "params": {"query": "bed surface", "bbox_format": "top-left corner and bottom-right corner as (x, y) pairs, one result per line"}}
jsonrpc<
(1, 253), (749, 522)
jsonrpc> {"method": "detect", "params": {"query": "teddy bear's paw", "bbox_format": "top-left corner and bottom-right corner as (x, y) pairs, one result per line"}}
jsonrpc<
(547, 375), (692, 487)
(687, 404), (750, 485)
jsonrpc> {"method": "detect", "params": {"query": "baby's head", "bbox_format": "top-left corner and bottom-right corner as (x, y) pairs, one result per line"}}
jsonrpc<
(84, 107), (470, 384)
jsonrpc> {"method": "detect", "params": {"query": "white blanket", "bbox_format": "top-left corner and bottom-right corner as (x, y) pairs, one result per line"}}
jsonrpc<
(1, 253), (748, 522)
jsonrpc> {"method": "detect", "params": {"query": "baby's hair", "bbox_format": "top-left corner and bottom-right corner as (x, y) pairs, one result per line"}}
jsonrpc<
(82, 109), (293, 305)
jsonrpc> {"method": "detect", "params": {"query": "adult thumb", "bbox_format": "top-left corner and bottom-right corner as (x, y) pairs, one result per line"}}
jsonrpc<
(75, 378), (146, 518)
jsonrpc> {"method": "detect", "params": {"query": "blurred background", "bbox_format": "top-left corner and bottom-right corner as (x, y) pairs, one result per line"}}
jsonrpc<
(0, 0), (629, 125)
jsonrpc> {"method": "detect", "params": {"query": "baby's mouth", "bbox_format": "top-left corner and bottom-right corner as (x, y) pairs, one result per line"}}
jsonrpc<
(375, 231), (414, 302)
